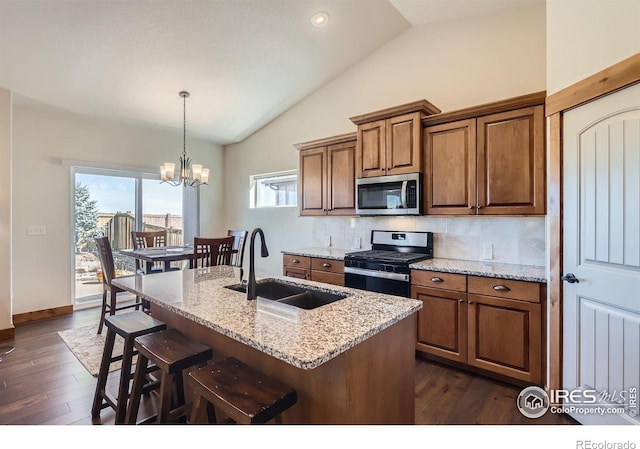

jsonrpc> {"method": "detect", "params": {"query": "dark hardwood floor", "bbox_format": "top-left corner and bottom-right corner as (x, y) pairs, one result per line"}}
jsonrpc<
(0, 306), (577, 425)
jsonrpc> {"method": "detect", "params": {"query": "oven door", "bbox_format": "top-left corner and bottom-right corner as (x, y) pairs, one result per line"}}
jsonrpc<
(344, 267), (410, 297)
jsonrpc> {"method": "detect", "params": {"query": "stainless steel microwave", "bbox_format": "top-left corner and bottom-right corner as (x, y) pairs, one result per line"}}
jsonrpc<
(355, 173), (421, 216)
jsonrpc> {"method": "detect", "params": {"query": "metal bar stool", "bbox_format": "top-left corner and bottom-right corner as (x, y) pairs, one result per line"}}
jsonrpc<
(187, 357), (297, 424)
(125, 328), (212, 424)
(91, 311), (167, 424)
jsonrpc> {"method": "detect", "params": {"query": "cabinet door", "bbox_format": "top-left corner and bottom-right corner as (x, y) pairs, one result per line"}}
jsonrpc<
(386, 112), (422, 176)
(467, 293), (542, 384)
(283, 266), (310, 280)
(476, 106), (545, 215)
(327, 140), (356, 215)
(356, 120), (386, 178)
(424, 119), (477, 214)
(413, 286), (467, 363)
(299, 147), (327, 216)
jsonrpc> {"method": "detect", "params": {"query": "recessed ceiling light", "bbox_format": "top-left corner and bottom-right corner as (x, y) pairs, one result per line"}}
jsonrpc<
(311, 12), (329, 27)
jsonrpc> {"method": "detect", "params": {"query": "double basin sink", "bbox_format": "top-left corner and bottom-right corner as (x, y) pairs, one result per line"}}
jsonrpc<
(225, 279), (348, 310)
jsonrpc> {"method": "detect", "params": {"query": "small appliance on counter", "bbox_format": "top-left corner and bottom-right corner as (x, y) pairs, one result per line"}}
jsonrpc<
(344, 230), (433, 297)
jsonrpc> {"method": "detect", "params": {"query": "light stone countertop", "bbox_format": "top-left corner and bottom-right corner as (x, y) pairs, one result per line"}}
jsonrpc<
(281, 247), (351, 260)
(282, 248), (547, 282)
(409, 259), (547, 283)
(112, 266), (422, 370)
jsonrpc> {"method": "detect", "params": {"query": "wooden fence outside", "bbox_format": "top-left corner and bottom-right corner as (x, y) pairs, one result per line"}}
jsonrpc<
(101, 212), (183, 249)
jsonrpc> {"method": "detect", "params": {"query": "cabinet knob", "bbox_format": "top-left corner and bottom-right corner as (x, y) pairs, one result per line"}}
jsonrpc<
(292, 259), (300, 264)
(323, 263), (331, 268)
(476, 205), (483, 209)
(430, 277), (444, 283)
(468, 300), (473, 304)
(493, 285), (510, 292)
(459, 299), (464, 303)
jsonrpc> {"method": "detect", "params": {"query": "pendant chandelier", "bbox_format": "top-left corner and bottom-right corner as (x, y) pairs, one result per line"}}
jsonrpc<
(160, 91), (209, 187)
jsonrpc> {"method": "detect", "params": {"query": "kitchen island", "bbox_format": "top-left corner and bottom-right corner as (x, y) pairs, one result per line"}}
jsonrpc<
(112, 266), (422, 424)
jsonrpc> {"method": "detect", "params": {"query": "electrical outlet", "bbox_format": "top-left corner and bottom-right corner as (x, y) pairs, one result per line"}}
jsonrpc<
(27, 225), (46, 236)
(325, 236), (331, 247)
(482, 243), (493, 260)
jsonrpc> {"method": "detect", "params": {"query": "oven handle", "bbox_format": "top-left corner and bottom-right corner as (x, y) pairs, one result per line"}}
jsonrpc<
(344, 266), (409, 282)
(400, 180), (408, 209)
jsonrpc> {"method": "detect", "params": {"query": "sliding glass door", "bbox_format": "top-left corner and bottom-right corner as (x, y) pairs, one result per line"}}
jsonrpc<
(72, 167), (187, 307)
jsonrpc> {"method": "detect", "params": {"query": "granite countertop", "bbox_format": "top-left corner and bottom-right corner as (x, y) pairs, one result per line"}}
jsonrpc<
(112, 266), (422, 370)
(281, 247), (350, 260)
(409, 259), (547, 283)
(282, 248), (546, 282)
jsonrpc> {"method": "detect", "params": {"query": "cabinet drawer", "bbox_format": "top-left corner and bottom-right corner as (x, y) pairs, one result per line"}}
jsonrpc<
(311, 270), (344, 286)
(411, 270), (466, 292)
(283, 254), (311, 268)
(467, 276), (540, 303)
(311, 258), (344, 274)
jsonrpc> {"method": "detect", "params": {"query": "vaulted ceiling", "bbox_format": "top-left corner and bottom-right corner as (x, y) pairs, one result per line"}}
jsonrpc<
(0, 0), (541, 144)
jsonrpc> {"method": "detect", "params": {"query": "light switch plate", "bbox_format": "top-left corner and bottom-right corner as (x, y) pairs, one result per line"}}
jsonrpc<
(354, 237), (361, 249)
(325, 236), (331, 247)
(27, 225), (46, 236)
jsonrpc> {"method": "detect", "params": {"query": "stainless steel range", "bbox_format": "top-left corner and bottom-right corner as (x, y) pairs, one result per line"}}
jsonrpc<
(344, 230), (433, 297)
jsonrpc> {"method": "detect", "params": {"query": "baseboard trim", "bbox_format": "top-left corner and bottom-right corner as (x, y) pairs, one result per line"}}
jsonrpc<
(13, 305), (74, 326)
(0, 326), (15, 341)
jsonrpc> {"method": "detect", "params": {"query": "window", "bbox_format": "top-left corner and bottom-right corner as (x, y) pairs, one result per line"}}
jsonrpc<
(72, 166), (195, 307)
(250, 170), (297, 208)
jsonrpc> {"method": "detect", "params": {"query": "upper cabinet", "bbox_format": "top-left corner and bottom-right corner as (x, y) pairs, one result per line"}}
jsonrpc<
(423, 92), (546, 216)
(295, 132), (357, 216)
(350, 100), (440, 178)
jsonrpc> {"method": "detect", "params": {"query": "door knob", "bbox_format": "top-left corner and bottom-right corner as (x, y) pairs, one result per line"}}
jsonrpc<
(561, 273), (579, 284)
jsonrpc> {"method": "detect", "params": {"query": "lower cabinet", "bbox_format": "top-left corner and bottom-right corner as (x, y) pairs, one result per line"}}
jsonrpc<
(412, 270), (545, 386)
(282, 254), (344, 286)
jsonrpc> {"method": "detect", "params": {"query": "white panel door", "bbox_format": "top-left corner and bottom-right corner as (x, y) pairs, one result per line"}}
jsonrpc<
(563, 82), (640, 425)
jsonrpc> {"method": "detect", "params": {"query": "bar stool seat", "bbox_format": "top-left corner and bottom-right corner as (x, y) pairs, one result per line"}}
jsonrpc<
(91, 311), (167, 424)
(187, 357), (297, 424)
(125, 328), (212, 424)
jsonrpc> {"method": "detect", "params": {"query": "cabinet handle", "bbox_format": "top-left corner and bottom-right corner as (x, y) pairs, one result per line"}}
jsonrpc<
(493, 285), (511, 292)
(430, 277), (444, 283)
(292, 259), (300, 264)
(476, 205), (483, 209)
(468, 300), (473, 304)
(323, 263), (331, 268)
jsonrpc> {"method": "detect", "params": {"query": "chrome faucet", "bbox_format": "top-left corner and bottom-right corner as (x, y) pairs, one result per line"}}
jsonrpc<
(246, 227), (269, 300)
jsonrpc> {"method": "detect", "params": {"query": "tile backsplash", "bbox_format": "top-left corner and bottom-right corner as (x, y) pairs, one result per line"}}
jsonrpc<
(310, 216), (546, 267)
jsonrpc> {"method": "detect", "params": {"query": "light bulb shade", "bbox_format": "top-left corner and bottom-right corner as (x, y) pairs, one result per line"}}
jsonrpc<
(192, 164), (202, 180)
(164, 162), (176, 179)
(201, 168), (210, 184)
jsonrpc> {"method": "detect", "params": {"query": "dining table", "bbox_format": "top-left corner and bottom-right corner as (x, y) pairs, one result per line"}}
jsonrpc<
(119, 245), (194, 274)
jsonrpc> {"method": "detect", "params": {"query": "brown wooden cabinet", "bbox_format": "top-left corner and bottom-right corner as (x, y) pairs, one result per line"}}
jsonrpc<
(283, 254), (310, 280)
(350, 100), (440, 178)
(283, 254), (344, 286)
(296, 133), (357, 216)
(412, 269), (545, 386)
(423, 92), (546, 215)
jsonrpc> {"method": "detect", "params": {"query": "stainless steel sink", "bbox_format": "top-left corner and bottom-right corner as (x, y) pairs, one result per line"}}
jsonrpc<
(224, 279), (348, 310)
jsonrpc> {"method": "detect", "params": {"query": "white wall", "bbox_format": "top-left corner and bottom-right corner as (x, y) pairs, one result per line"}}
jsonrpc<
(10, 97), (224, 316)
(0, 89), (12, 331)
(546, 0), (640, 94)
(224, 3), (547, 277)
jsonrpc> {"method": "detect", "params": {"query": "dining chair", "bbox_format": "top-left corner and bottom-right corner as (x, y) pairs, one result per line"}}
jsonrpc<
(227, 230), (248, 279)
(192, 236), (235, 268)
(131, 230), (169, 274)
(95, 236), (142, 334)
